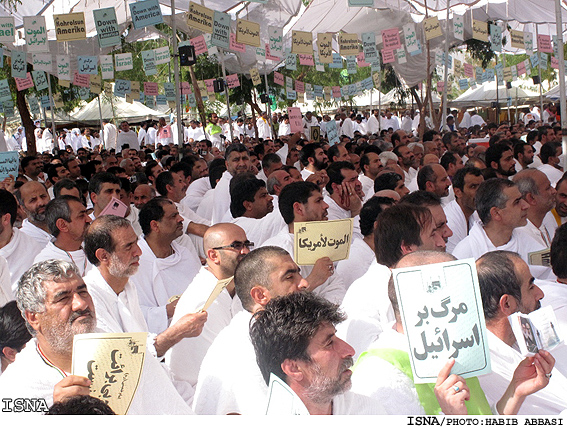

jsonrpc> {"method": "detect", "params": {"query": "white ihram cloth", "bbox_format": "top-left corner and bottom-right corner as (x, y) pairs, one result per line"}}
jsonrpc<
(0, 227), (42, 298)
(516, 215), (558, 249)
(33, 242), (92, 277)
(0, 338), (193, 415)
(0, 256), (11, 307)
(359, 174), (375, 198)
(335, 237), (375, 290)
(166, 267), (242, 388)
(366, 115), (380, 135)
(130, 238), (201, 335)
(324, 195), (362, 241)
(261, 229), (347, 305)
(336, 260), (393, 360)
(125, 205), (143, 237)
(117, 130), (140, 150)
(331, 391), (387, 415)
(452, 221), (555, 281)
(20, 219), (52, 248)
(196, 188), (215, 222)
(192, 310), (267, 415)
(444, 200), (480, 254)
(211, 170), (233, 224)
(182, 177), (212, 213)
(103, 122), (117, 150)
(477, 331), (567, 415)
(231, 198), (286, 247)
(340, 117), (355, 138)
(350, 327), (425, 415)
(537, 279), (567, 376)
(537, 164), (564, 187)
(83, 266), (196, 406)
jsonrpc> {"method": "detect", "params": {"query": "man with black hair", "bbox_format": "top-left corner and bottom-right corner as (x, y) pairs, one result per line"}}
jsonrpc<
(256, 152), (283, 183)
(485, 143), (517, 178)
(262, 181), (347, 304)
(250, 292), (385, 414)
(144, 160), (164, 187)
(536, 142), (563, 186)
(193, 246), (309, 415)
(87, 172), (121, 220)
(417, 163), (451, 199)
(21, 156), (45, 182)
(444, 166), (483, 253)
(299, 143), (329, 181)
(0, 300), (32, 373)
(131, 197), (201, 334)
(229, 173), (284, 247)
(514, 141), (535, 171)
(359, 152), (383, 197)
(34, 196), (92, 276)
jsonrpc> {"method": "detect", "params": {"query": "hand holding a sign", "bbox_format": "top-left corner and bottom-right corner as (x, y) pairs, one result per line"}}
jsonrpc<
(496, 350), (555, 415)
(434, 359), (470, 415)
(53, 375), (91, 404)
(0, 174), (15, 193)
(305, 256), (334, 290)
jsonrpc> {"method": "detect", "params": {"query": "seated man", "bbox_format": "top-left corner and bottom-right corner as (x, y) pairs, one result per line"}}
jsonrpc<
(351, 251), (556, 415)
(192, 246), (309, 415)
(250, 292), (385, 415)
(0, 260), (193, 414)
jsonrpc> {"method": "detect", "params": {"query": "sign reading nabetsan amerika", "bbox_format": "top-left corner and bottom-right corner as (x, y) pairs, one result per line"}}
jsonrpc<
(187, 2), (214, 34)
(53, 12), (86, 42)
(129, 0), (164, 30)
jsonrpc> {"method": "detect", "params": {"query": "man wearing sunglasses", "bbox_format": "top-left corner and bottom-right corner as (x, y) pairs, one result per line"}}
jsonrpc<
(166, 223), (252, 390)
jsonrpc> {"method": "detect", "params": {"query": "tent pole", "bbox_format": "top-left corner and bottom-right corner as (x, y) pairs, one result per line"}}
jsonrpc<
(219, 49), (235, 143)
(171, 0), (184, 147)
(264, 71), (273, 140)
(441, 0), (451, 130)
(97, 95), (105, 147)
(47, 74), (56, 146)
(378, 89), (382, 132)
(536, 26), (544, 119)
(515, 87), (519, 124)
(555, 0), (567, 170)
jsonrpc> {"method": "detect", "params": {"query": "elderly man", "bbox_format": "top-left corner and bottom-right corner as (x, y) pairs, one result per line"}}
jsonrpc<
(130, 197), (202, 335)
(166, 223), (250, 388)
(117, 121), (140, 151)
(83, 216), (207, 364)
(192, 246), (309, 415)
(476, 251), (565, 414)
(34, 196), (92, 277)
(266, 169), (294, 197)
(0, 190), (42, 299)
(453, 178), (554, 280)
(16, 181), (52, 248)
(133, 183), (156, 210)
(250, 292), (385, 414)
(0, 260), (193, 414)
(262, 181), (347, 304)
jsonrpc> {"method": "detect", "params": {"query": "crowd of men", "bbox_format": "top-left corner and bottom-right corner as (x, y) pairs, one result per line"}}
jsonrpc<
(0, 104), (566, 415)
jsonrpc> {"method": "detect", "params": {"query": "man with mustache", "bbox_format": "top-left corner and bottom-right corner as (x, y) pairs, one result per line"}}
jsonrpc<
(34, 196), (92, 277)
(83, 215), (207, 403)
(16, 181), (52, 248)
(130, 197), (202, 335)
(0, 260), (193, 414)
(250, 292), (385, 414)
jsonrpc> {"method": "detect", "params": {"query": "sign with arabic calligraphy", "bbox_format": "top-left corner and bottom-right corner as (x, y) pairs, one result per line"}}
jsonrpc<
(11, 51), (27, 79)
(291, 30), (313, 55)
(53, 12), (86, 42)
(393, 258), (491, 384)
(236, 18), (260, 47)
(24, 16), (47, 52)
(31, 70), (48, 91)
(294, 218), (353, 265)
(0, 151), (18, 180)
(32, 54), (52, 73)
(78, 56), (99, 75)
(72, 332), (146, 415)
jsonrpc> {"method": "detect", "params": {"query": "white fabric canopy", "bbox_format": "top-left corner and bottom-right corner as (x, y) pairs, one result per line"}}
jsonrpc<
(73, 94), (165, 124)
(451, 80), (539, 107)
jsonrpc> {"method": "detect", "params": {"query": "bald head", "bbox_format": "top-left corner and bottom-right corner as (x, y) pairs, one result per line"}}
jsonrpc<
(422, 154), (440, 165)
(203, 223), (248, 253)
(373, 189), (401, 201)
(133, 184), (155, 210)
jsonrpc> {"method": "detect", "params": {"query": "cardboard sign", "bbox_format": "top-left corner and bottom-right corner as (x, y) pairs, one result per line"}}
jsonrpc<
(317, 33), (333, 63)
(211, 10), (230, 49)
(11, 51), (27, 79)
(94, 7), (121, 48)
(129, 0), (163, 30)
(143, 82), (159, 96)
(0, 151), (18, 180)
(310, 126), (320, 142)
(115, 53), (133, 71)
(287, 107), (302, 133)
(141, 50), (157, 76)
(249, 67), (262, 86)
(72, 71), (90, 88)
(339, 33), (359, 56)
(326, 119), (339, 145)
(154, 46), (170, 65)
(273, 71), (284, 86)
(53, 12), (86, 42)
(186, 2), (214, 33)
(226, 74), (240, 89)
(472, 20), (488, 42)
(100, 55), (114, 80)
(24, 16), (47, 52)
(510, 29), (524, 49)
(423, 16), (443, 40)
(32, 70), (48, 91)
(0, 17), (15, 43)
(294, 219), (353, 265)
(32, 53), (52, 73)
(268, 26), (283, 58)
(382, 27), (401, 50)
(78, 56), (98, 75)
(229, 33), (246, 53)
(72, 332), (147, 415)
(299, 54), (314, 66)
(393, 258), (491, 384)
(291, 30), (313, 55)
(453, 14), (464, 40)
(236, 18), (260, 47)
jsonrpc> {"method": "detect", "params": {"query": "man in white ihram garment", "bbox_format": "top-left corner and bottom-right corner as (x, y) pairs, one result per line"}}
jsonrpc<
(34, 196), (92, 277)
(166, 223), (248, 389)
(17, 181), (53, 248)
(453, 178), (555, 281)
(82, 216), (208, 404)
(0, 189), (42, 300)
(192, 246), (309, 414)
(130, 197), (202, 335)
(261, 181), (347, 304)
(0, 260), (194, 414)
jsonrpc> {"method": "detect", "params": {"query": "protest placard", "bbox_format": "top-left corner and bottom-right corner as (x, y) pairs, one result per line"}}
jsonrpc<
(293, 218), (353, 265)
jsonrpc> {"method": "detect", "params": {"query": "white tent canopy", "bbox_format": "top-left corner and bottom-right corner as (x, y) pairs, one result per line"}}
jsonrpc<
(451, 80), (539, 107)
(544, 79), (567, 100)
(73, 95), (165, 124)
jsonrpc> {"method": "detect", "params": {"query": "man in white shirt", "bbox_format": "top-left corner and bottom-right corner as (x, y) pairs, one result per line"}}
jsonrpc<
(299, 143), (329, 182)
(445, 166), (484, 254)
(513, 169), (558, 248)
(380, 110), (400, 131)
(192, 246), (309, 415)
(262, 181), (347, 304)
(250, 292), (385, 415)
(102, 119), (117, 151)
(537, 142), (564, 187)
(339, 111), (355, 139)
(366, 110), (380, 135)
(302, 111), (319, 137)
(0, 190), (42, 299)
(550, 175), (567, 226)
(87, 172), (122, 220)
(131, 197), (202, 335)
(476, 251), (565, 414)
(453, 178), (554, 280)
(256, 111), (271, 140)
(0, 259), (194, 414)
(185, 120), (205, 143)
(16, 181), (52, 248)
(117, 121), (140, 151)
(34, 196), (92, 277)
(358, 151), (383, 197)
(166, 223), (250, 388)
